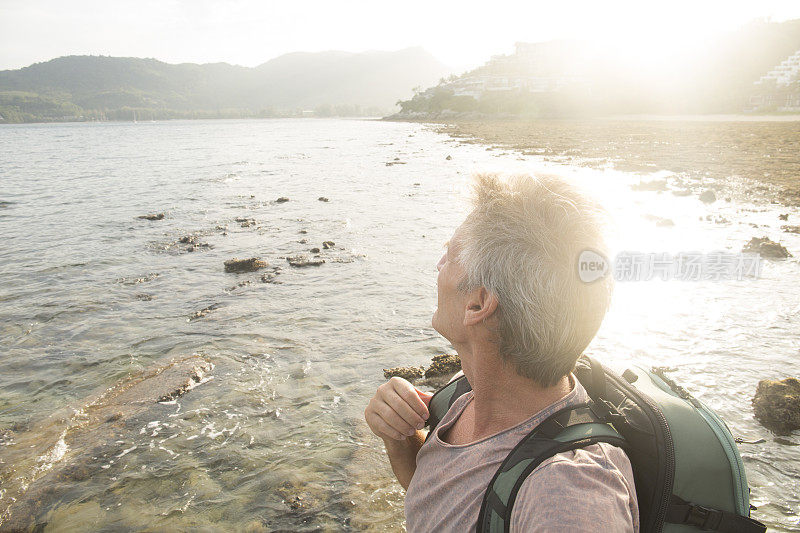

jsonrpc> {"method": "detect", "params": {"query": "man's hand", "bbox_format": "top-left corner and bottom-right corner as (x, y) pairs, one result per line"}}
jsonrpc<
(365, 377), (433, 441)
(365, 377), (434, 489)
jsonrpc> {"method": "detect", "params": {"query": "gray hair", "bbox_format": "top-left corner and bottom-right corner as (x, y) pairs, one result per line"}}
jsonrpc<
(456, 173), (613, 387)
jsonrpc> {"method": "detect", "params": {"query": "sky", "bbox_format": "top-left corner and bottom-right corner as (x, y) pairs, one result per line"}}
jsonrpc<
(1, 0), (800, 72)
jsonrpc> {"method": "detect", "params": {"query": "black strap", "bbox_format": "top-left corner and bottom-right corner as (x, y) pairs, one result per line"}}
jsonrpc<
(476, 403), (627, 533)
(424, 375), (472, 443)
(666, 495), (766, 533)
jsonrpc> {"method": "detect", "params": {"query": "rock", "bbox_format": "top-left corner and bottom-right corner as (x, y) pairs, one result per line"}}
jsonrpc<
(287, 255), (325, 267)
(298, 239), (308, 244)
(779, 213), (789, 221)
(782, 225), (800, 234)
(236, 217), (256, 227)
(631, 179), (668, 192)
(322, 241), (335, 250)
(425, 354), (462, 378)
(742, 237), (792, 259)
(672, 189), (693, 197)
(383, 366), (425, 381)
(318, 197), (329, 202)
(752, 378), (800, 435)
(699, 189), (717, 203)
(137, 213), (164, 220)
(179, 235), (199, 244)
(226, 280), (251, 291)
(446, 155), (452, 160)
(299, 229), (308, 234)
(385, 161), (407, 166)
(725, 197), (731, 202)
(224, 257), (269, 273)
(260, 267), (282, 284)
(310, 247), (321, 253)
(135, 294), (153, 301)
(276, 197), (289, 203)
(189, 304), (220, 321)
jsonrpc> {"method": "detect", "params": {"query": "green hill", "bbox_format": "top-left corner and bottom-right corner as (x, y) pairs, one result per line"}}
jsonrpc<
(0, 48), (450, 123)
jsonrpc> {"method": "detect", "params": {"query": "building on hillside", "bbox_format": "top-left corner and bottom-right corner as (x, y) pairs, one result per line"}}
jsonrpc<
(441, 40), (590, 101)
(747, 48), (800, 112)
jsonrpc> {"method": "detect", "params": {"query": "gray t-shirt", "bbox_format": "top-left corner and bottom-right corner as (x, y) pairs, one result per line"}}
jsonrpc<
(404, 376), (639, 532)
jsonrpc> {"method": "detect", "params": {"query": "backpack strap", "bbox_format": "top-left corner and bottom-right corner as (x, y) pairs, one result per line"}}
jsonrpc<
(475, 403), (626, 533)
(424, 374), (472, 443)
(666, 495), (766, 533)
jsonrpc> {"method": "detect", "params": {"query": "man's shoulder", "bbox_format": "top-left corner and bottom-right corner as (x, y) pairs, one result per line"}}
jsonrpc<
(508, 442), (639, 532)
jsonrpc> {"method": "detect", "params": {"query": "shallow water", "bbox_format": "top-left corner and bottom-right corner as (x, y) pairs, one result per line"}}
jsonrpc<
(0, 118), (798, 531)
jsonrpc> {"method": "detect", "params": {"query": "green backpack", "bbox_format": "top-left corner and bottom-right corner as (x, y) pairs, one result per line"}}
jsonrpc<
(424, 355), (767, 533)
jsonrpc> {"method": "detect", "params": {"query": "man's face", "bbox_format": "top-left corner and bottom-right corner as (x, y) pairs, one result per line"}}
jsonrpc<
(432, 225), (469, 344)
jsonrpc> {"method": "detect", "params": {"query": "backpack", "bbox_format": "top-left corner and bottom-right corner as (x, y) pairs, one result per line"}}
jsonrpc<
(424, 355), (767, 533)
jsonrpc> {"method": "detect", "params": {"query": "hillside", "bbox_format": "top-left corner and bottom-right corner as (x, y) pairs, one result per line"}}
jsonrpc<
(0, 48), (450, 123)
(393, 19), (800, 119)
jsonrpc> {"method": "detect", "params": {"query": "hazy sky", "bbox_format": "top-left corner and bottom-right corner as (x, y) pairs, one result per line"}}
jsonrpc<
(2, 0), (799, 71)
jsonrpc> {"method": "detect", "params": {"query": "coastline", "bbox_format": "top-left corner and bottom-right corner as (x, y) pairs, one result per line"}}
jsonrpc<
(389, 116), (800, 206)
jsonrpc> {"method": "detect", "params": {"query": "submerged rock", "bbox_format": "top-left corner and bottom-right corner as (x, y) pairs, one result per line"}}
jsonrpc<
(782, 225), (800, 234)
(276, 197), (290, 203)
(322, 241), (335, 250)
(189, 303), (220, 321)
(310, 247), (321, 253)
(137, 213), (165, 220)
(742, 237), (792, 259)
(318, 197), (329, 202)
(779, 213), (789, 221)
(753, 378), (800, 435)
(260, 267), (282, 284)
(287, 255), (325, 267)
(446, 155), (452, 160)
(224, 257), (268, 273)
(699, 189), (717, 203)
(384, 366), (425, 381)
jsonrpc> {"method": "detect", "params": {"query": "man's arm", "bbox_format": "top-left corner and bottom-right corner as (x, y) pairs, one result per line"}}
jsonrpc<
(365, 377), (433, 489)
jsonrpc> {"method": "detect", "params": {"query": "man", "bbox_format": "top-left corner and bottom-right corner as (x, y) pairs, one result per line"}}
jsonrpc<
(364, 172), (639, 532)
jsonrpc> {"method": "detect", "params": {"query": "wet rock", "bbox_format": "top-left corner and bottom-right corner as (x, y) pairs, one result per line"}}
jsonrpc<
(782, 225), (800, 234)
(298, 239), (308, 244)
(157, 359), (214, 402)
(318, 197), (329, 202)
(425, 354), (462, 378)
(189, 304), (220, 321)
(179, 235), (199, 244)
(753, 378), (800, 435)
(672, 189), (693, 197)
(631, 179), (667, 192)
(446, 155), (452, 160)
(287, 255), (325, 267)
(135, 294), (153, 301)
(299, 229), (308, 234)
(384, 366), (425, 381)
(116, 273), (159, 285)
(276, 197), (290, 203)
(236, 217), (256, 228)
(704, 214), (730, 224)
(699, 189), (717, 203)
(137, 213), (165, 220)
(779, 213), (789, 221)
(310, 247), (321, 253)
(224, 257), (268, 273)
(226, 280), (251, 291)
(322, 241), (335, 250)
(260, 267), (282, 284)
(742, 237), (792, 259)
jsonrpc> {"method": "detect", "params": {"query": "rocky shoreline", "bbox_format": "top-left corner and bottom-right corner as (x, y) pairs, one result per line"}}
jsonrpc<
(388, 117), (800, 206)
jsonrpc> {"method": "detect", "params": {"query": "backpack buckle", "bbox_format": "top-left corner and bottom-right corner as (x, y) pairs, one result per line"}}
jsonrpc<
(594, 399), (628, 426)
(685, 504), (722, 530)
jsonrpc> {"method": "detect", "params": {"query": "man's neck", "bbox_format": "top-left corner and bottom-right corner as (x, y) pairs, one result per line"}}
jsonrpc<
(455, 344), (572, 443)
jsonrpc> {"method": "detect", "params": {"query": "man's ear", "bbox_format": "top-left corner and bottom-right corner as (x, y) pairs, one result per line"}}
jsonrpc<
(463, 287), (499, 326)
